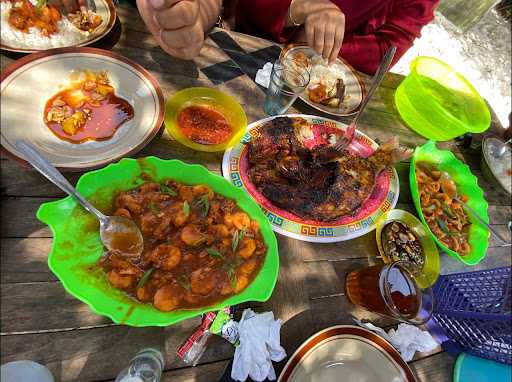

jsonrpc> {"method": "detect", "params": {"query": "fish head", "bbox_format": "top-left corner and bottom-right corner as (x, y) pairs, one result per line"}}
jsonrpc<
(369, 137), (413, 167)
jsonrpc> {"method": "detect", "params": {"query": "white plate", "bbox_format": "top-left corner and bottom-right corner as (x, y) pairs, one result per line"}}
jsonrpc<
(281, 46), (365, 116)
(278, 326), (417, 382)
(1, 47), (164, 170)
(1, 0), (116, 53)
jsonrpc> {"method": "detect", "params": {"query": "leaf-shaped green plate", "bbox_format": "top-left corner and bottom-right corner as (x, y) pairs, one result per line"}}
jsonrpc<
(409, 141), (489, 265)
(37, 157), (279, 327)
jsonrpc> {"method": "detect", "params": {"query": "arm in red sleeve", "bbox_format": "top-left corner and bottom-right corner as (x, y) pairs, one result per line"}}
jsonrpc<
(235, 0), (293, 43)
(340, 0), (439, 74)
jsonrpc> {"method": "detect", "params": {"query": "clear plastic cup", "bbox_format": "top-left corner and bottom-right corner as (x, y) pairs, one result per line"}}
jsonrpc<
(263, 62), (309, 116)
(115, 348), (165, 382)
(1, 361), (54, 382)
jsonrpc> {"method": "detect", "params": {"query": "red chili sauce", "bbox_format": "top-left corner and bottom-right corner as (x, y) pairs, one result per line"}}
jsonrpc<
(177, 105), (233, 145)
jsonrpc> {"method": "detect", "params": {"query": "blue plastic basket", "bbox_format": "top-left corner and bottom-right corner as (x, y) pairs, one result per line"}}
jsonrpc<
(427, 267), (512, 364)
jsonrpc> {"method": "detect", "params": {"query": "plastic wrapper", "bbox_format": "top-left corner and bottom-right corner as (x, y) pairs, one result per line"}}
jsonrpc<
(177, 312), (217, 366)
(210, 307), (239, 346)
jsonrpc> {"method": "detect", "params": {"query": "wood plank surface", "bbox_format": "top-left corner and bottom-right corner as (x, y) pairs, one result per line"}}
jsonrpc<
(1, 3), (511, 382)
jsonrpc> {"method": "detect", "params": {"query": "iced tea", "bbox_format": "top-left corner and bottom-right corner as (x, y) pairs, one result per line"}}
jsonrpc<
(345, 262), (432, 324)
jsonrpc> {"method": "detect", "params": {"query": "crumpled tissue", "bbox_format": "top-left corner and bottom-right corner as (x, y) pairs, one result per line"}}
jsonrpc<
(355, 320), (439, 362)
(255, 62), (273, 89)
(231, 308), (286, 382)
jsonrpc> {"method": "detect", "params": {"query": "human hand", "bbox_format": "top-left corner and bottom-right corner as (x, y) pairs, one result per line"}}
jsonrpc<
(290, 0), (345, 64)
(137, 0), (205, 60)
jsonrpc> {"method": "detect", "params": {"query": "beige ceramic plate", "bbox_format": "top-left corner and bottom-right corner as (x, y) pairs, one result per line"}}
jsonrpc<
(1, 47), (164, 170)
(278, 326), (417, 382)
(0, 0), (116, 53)
(281, 46), (365, 116)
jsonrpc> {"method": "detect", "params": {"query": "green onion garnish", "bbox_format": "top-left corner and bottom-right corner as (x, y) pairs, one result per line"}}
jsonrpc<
(177, 275), (191, 291)
(160, 184), (177, 196)
(148, 202), (159, 214)
(183, 200), (190, 217)
(137, 268), (154, 289)
(206, 247), (224, 260)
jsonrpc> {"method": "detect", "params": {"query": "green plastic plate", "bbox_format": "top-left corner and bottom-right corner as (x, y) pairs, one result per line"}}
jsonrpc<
(409, 141), (489, 265)
(37, 157), (279, 327)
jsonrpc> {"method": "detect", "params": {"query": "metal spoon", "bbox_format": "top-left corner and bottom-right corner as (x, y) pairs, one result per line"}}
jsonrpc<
(495, 138), (511, 159)
(440, 171), (511, 247)
(334, 45), (397, 151)
(16, 140), (144, 256)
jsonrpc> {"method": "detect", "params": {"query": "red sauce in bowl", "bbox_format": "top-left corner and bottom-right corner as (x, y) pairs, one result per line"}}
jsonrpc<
(177, 105), (232, 145)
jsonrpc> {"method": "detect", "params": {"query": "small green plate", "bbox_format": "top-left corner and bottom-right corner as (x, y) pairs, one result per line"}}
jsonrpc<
(375, 209), (440, 288)
(409, 141), (489, 265)
(37, 157), (279, 327)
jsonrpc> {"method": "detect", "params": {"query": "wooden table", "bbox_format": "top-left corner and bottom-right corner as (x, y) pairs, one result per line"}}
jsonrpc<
(1, 5), (511, 382)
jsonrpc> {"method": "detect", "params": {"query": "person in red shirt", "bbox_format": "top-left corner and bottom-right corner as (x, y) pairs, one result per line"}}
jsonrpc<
(137, 0), (439, 74)
(235, 0), (440, 74)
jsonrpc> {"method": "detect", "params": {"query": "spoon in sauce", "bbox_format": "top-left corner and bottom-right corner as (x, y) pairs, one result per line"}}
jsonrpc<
(16, 140), (144, 257)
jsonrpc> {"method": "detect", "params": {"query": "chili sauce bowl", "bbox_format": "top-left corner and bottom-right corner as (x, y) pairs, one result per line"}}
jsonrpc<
(164, 87), (247, 152)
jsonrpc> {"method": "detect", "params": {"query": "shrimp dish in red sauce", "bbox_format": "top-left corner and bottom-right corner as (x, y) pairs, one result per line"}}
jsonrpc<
(99, 180), (267, 312)
(5, 0), (102, 36)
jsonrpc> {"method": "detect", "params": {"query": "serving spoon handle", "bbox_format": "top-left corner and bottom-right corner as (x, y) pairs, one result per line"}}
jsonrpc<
(456, 197), (511, 247)
(15, 140), (107, 223)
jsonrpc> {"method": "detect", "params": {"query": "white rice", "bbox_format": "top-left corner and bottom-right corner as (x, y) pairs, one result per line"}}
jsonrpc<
(308, 56), (347, 91)
(1, 1), (93, 49)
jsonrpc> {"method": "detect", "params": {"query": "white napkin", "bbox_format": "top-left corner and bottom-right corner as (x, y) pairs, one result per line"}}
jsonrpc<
(255, 62), (273, 88)
(231, 309), (286, 382)
(355, 320), (439, 362)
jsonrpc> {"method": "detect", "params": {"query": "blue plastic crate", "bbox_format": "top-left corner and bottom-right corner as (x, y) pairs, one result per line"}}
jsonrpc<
(427, 267), (512, 364)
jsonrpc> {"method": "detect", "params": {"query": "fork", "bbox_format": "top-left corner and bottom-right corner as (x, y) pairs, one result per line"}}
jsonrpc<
(334, 45), (397, 152)
(82, 0), (97, 12)
(86, 0), (96, 12)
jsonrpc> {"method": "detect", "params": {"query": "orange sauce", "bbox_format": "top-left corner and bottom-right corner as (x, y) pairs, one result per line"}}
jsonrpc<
(109, 231), (141, 254)
(177, 105), (232, 145)
(44, 71), (134, 144)
(44, 93), (133, 144)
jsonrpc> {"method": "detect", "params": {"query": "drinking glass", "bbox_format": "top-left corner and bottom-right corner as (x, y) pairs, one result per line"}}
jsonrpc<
(345, 261), (434, 325)
(263, 62), (309, 116)
(115, 348), (164, 382)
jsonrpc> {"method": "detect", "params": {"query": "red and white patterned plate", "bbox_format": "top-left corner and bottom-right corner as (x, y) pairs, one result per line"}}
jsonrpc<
(222, 114), (400, 243)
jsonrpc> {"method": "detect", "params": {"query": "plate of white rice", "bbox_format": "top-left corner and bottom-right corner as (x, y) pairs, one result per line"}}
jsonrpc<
(1, 0), (116, 53)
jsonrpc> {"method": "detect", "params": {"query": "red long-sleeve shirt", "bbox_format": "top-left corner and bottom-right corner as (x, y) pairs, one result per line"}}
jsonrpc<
(235, 0), (439, 74)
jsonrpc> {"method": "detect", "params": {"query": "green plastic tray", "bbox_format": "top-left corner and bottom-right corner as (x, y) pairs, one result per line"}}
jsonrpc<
(37, 157), (279, 327)
(409, 141), (489, 265)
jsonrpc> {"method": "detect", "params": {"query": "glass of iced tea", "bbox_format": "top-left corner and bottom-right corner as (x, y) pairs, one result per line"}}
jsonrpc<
(345, 261), (434, 324)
